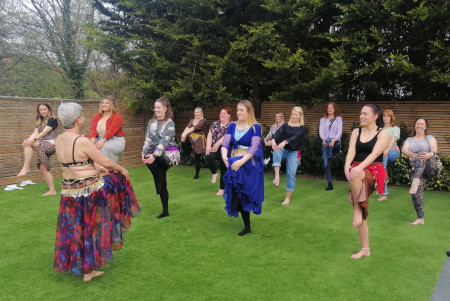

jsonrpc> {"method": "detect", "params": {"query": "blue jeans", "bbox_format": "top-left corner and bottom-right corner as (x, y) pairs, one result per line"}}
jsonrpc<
(382, 149), (400, 195)
(322, 138), (333, 183)
(272, 149), (299, 192)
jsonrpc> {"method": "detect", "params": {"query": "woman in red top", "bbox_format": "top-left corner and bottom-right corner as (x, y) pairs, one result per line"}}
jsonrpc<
(89, 96), (125, 163)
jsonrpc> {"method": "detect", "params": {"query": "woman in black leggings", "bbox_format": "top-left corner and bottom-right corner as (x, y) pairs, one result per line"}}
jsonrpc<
(142, 97), (180, 218)
(205, 107), (232, 196)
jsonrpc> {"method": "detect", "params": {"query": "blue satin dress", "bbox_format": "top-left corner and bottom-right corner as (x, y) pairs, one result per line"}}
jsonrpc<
(222, 123), (265, 217)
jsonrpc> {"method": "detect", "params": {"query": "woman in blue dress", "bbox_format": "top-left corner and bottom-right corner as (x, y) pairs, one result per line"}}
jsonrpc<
(221, 100), (264, 236)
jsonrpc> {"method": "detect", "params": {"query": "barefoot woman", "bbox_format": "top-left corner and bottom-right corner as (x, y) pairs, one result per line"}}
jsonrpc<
(344, 104), (388, 259)
(17, 102), (58, 196)
(53, 102), (140, 281)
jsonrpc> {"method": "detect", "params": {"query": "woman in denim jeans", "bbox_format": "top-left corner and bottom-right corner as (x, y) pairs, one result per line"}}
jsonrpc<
(378, 109), (400, 201)
(272, 107), (306, 205)
(319, 102), (342, 191)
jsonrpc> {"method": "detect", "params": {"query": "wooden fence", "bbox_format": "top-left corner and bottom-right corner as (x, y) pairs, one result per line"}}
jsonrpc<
(1, 96), (449, 187)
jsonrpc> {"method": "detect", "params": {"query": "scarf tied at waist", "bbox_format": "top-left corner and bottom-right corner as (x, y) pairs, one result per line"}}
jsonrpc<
(352, 161), (387, 195)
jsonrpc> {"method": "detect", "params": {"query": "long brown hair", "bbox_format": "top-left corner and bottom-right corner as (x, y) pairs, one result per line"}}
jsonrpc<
(35, 102), (53, 127)
(323, 102), (340, 118)
(413, 118), (429, 136)
(151, 96), (173, 122)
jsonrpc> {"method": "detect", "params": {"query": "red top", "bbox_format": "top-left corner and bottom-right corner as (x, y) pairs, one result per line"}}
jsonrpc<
(89, 113), (125, 140)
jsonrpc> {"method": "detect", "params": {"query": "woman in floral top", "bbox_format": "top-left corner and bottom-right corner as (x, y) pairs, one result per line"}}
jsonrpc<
(142, 97), (180, 219)
(205, 107), (232, 196)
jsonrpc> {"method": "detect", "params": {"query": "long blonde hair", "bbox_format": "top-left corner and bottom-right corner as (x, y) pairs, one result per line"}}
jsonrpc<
(99, 95), (119, 114)
(275, 112), (285, 125)
(236, 99), (258, 126)
(194, 107), (204, 120)
(288, 106), (304, 126)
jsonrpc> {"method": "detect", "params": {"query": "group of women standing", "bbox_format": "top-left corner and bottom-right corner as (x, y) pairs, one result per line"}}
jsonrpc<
(16, 97), (441, 282)
(345, 105), (439, 258)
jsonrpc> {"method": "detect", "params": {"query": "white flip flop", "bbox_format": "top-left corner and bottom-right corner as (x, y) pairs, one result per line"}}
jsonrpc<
(6, 184), (23, 190)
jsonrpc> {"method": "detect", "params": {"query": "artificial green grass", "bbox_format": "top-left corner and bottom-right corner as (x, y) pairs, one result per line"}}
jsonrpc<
(1, 165), (449, 301)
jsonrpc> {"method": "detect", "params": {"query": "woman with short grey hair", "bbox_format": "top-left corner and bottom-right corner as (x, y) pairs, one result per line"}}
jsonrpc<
(53, 102), (141, 282)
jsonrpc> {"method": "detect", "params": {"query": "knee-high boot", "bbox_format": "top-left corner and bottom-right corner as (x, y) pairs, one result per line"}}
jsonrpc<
(238, 206), (251, 236)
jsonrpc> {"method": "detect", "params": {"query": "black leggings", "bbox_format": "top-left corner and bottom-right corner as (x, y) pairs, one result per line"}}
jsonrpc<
(231, 191), (250, 230)
(183, 140), (202, 177)
(146, 156), (170, 214)
(205, 150), (227, 189)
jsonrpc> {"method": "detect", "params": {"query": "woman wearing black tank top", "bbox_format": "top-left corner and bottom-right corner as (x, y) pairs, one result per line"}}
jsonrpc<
(344, 104), (389, 259)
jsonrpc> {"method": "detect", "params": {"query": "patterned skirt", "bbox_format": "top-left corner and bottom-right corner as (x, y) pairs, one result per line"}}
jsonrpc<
(53, 172), (141, 276)
(36, 140), (56, 171)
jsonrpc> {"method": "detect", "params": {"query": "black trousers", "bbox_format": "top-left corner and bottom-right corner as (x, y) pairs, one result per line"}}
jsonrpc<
(182, 140), (201, 176)
(146, 156), (170, 214)
(205, 150), (227, 189)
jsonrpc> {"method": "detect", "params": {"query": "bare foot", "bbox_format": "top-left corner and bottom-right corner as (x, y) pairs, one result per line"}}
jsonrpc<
(211, 173), (218, 184)
(282, 199), (291, 206)
(216, 189), (224, 196)
(352, 209), (363, 227)
(351, 248), (371, 259)
(273, 178), (280, 187)
(42, 190), (57, 197)
(83, 270), (104, 282)
(410, 218), (424, 226)
(17, 167), (30, 177)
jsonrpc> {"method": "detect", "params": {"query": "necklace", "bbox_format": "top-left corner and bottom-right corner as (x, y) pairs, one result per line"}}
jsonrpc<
(235, 123), (249, 139)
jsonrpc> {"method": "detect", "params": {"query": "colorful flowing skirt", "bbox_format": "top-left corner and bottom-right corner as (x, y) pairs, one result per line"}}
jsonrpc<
(53, 172), (141, 276)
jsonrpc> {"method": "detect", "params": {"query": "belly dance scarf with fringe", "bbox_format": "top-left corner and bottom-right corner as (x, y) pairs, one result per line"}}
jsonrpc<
(348, 161), (387, 219)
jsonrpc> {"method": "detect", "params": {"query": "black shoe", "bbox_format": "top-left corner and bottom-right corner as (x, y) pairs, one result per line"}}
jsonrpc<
(446, 250), (450, 257)
(325, 183), (333, 191)
(193, 175), (199, 179)
(238, 228), (251, 236)
(156, 212), (169, 219)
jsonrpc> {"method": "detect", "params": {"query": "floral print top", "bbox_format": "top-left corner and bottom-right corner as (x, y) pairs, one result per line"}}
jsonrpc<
(142, 119), (177, 157)
(209, 120), (230, 145)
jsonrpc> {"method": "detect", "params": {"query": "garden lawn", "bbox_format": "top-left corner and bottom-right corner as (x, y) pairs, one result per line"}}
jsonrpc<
(1, 165), (449, 301)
